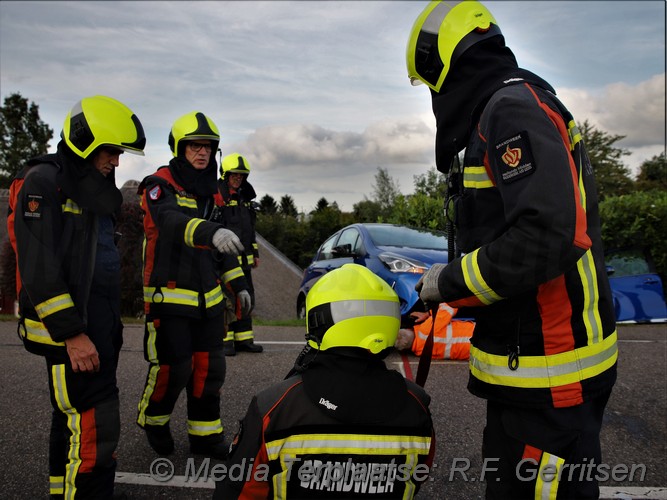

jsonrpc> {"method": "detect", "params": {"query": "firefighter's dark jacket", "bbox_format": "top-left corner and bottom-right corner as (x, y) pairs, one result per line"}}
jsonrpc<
(214, 177), (258, 268)
(215, 349), (435, 499)
(139, 158), (228, 319)
(432, 38), (617, 409)
(9, 142), (123, 357)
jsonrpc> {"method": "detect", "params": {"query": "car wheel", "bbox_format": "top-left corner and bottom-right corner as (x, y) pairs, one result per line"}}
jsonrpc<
(297, 296), (307, 320)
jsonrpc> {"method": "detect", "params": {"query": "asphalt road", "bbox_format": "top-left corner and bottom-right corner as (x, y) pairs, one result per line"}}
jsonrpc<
(0, 321), (665, 499)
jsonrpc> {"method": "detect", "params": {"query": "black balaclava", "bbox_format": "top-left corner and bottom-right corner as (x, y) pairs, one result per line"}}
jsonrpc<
(432, 35), (554, 172)
(168, 141), (219, 197)
(55, 140), (123, 215)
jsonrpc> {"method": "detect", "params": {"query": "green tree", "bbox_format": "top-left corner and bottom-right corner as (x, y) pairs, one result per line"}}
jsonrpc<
(635, 152), (667, 192)
(371, 167), (400, 217)
(314, 197), (330, 212)
(0, 93), (54, 188)
(580, 120), (633, 200)
(279, 195), (298, 217)
(258, 194), (278, 214)
(413, 167), (446, 198)
(599, 190), (667, 279)
(352, 198), (382, 222)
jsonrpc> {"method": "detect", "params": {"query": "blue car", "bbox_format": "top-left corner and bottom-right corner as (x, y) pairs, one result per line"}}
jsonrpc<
(606, 248), (667, 324)
(296, 223), (448, 325)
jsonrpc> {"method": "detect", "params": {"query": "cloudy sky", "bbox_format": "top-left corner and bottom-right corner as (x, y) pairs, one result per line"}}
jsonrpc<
(1, 1), (665, 212)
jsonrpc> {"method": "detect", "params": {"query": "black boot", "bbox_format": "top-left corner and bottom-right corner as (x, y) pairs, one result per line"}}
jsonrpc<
(189, 434), (229, 460)
(235, 340), (263, 353)
(223, 341), (236, 357)
(143, 423), (174, 455)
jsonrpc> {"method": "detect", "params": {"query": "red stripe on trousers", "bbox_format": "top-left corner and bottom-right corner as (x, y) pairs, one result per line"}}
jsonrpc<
(192, 352), (209, 398)
(78, 407), (97, 473)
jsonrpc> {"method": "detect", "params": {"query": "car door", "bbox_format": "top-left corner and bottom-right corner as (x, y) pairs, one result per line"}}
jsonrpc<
(606, 249), (667, 323)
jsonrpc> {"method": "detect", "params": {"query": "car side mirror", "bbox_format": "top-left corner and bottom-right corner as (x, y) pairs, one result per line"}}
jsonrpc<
(332, 244), (353, 257)
(606, 265), (615, 277)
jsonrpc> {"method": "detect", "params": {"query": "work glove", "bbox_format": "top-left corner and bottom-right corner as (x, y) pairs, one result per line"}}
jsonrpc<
(237, 289), (253, 316)
(415, 263), (447, 304)
(212, 228), (244, 255)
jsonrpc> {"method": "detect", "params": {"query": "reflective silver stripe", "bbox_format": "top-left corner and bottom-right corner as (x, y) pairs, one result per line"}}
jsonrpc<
(222, 267), (244, 283)
(469, 331), (618, 388)
(461, 249), (502, 305)
(49, 476), (64, 495)
(187, 419), (223, 436)
(577, 250), (603, 344)
(176, 194), (197, 209)
(536, 452), (564, 500)
(62, 199), (82, 214)
(330, 299), (400, 324)
(463, 166), (494, 189)
(145, 415), (170, 426)
(35, 293), (75, 319)
(184, 218), (205, 247)
(204, 286), (224, 308)
(265, 433), (431, 459)
(234, 330), (253, 341)
(23, 318), (65, 346)
(51, 364), (82, 500)
(144, 287), (198, 306)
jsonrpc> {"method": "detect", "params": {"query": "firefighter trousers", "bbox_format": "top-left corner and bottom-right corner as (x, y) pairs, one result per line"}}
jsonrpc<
(225, 268), (255, 344)
(137, 314), (226, 438)
(482, 389), (612, 500)
(46, 294), (123, 500)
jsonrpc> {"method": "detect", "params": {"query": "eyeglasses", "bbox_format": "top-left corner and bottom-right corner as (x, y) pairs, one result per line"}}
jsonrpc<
(187, 142), (212, 152)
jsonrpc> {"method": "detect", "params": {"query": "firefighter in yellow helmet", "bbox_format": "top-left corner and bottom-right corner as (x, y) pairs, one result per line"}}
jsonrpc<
(215, 264), (435, 499)
(136, 111), (243, 460)
(9, 95), (145, 499)
(212, 153), (263, 355)
(407, 2), (617, 498)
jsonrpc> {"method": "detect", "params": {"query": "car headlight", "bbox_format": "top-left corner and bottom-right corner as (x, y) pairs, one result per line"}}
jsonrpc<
(378, 252), (427, 274)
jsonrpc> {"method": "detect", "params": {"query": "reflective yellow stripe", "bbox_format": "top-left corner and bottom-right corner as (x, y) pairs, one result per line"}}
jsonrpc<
(234, 330), (253, 342)
(222, 266), (244, 283)
(52, 364), (81, 500)
(137, 364), (161, 427)
(35, 293), (75, 320)
(184, 218), (205, 247)
(146, 320), (158, 363)
(187, 419), (223, 436)
(22, 318), (65, 346)
(568, 120), (582, 151)
(266, 433), (431, 458)
(469, 331), (618, 388)
(145, 415), (170, 426)
(463, 166), (494, 189)
(144, 286), (199, 306)
(577, 250), (603, 344)
(49, 476), (64, 495)
(204, 285), (224, 308)
(62, 199), (82, 214)
(144, 285), (223, 308)
(461, 249), (503, 305)
(176, 194), (197, 209)
(535, 452), (564, 500)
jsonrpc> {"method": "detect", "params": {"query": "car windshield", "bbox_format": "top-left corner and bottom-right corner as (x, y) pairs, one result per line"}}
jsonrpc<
(365, 225), (447, 250)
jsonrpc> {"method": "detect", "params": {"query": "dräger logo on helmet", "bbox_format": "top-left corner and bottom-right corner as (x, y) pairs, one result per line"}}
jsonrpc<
(319, 398), (338, 411)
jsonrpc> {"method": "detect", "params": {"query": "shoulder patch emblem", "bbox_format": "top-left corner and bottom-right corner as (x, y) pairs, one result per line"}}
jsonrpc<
(495, 131), (536, 183)
(148, 185), (163, 201)
(24, 194), (43, 219)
